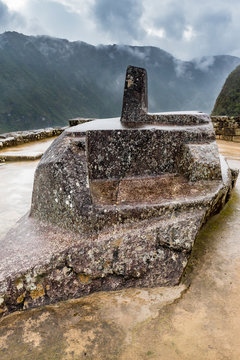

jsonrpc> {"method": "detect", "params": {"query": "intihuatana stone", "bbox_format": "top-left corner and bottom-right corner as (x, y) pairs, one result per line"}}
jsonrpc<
(121, 65), (148, 124)
(0, 65), (238, 316)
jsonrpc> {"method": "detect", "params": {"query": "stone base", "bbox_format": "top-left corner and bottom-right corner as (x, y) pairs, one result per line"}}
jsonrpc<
(0, 156), (237, 316)
(0, 112), (238, 316)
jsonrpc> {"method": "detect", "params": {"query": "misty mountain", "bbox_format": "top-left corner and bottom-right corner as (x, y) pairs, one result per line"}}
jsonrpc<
(0, 31), (240, 132)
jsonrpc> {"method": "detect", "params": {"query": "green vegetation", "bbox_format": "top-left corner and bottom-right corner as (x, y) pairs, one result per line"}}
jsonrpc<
(212, 65), (240, 116)
(0, 31), (240, 133)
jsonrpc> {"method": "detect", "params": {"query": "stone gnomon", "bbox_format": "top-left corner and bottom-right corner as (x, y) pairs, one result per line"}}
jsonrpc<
(0, 66), (238, 316)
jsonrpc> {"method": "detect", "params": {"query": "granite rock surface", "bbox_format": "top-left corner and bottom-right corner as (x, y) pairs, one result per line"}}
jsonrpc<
(0, 66), (237, 316)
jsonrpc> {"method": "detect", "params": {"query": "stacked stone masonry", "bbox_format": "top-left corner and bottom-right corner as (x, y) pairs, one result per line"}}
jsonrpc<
(211, 116), (240, 142)
(0, 127), (66, 150)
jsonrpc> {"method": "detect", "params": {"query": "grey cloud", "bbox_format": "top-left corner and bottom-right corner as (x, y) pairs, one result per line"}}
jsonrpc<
(195, 9), (232, 30)
(93, 0), (145, 42)
(153, 4), (186, 40)
(0, 1), (10, 25)
(190, 8), (234, 57)
(20, 0), (107, 45)
(0, 1), (24, 32)
(141, 0), (239, 59)
(25, 0), (83, 39)
(1, 0), (240, 61)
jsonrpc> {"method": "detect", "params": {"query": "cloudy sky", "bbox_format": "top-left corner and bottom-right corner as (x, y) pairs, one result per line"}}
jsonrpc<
(0, 0), (240, 60)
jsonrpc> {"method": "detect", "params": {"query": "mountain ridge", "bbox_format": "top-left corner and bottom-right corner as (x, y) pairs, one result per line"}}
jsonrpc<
(0, 31), (240, 132)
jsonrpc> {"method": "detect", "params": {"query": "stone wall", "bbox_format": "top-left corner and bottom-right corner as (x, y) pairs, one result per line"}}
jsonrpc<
(211, 116), (240, 142)
(0, 127), (66, 150)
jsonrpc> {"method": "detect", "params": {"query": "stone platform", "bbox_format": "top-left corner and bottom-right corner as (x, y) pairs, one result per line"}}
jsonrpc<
(0, 66), (237, 316)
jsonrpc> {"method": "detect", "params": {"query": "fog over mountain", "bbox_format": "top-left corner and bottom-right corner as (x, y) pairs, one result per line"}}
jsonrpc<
(0, 31), (240, 133)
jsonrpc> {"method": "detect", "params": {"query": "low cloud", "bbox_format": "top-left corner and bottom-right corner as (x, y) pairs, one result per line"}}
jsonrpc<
(117, 45), (150, 61)
(193, 56), (215, 72)
(173, 59), (193, 79)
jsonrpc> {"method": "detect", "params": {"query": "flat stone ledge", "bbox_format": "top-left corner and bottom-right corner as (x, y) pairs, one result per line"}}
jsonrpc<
(0, 127), (67, 150)
(0, 152), (43, 163)
(69, 117), (95, 127)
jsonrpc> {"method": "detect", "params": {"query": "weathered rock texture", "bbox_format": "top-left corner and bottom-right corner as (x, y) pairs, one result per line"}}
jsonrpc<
(69, 117), (95, 127)
(212, 116), (240, 142)
(0, 66), (237, 317)
(0, 127), (66, 150)
(0, 152), (42, 163)
(121, 66), (148, 124)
